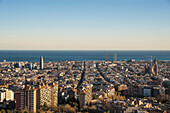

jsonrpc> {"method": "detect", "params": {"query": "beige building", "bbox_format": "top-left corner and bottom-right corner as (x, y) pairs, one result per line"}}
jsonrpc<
(37, 83), (58, 109)
(0, 89), (14, 102)
(0, 91), (5, 102)
(16, 83), (58, 112)
(6, 89), (14, 101)
(79, 87), (92, 109)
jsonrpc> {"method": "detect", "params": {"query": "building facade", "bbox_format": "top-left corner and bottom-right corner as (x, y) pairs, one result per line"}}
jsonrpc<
(15, 83), (58, 112)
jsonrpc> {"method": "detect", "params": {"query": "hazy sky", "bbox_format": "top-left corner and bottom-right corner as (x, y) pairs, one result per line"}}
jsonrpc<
(0, 0), (170, 50)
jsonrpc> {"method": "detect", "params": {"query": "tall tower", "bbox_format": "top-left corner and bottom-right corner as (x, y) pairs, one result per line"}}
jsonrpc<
(105, 53), (108, 61)
(40, 56), (44, 70)
(153, 57), (158, 76)
(114, 53), (117, 61)
(150, 56), (153, 66)
(153, 57), (156, 65)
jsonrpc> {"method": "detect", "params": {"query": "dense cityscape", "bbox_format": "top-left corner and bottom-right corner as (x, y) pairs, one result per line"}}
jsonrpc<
(0, 0), (170, 113)
(0, 54), (169, 113)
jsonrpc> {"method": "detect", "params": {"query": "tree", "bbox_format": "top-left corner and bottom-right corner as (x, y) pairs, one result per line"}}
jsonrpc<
(8, 101), (16, 110)
(7, 109), (11, 113)
(1, 109), (5, 113)
(37, 109), (43, 113)
(92, 95), (97, 99)
(83, 106), (88, 112)
(57, 105), (65, 112)
(15, 108), (22, 113)
(63, 104), (76, 113)
(88, 105), (97, 111)
(49, 105), (58, 112)
(41, 102), (48, 111)
(56, 104), (76, 113)
(157, 94), (170, 103)
(23, 111), (29, 113)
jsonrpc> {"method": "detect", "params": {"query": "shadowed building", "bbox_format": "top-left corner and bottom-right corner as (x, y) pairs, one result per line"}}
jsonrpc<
(15, 86), (37, 113)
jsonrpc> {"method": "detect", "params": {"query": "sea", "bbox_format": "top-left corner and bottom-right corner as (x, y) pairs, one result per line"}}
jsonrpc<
(0, 50), (170, 62)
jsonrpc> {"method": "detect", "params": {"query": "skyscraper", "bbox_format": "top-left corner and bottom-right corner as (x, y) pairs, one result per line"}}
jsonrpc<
(105, 53), (108, 61)
(150, 56), (153, 66)
(40, 56), (44, 70)
(153, 57), (159, 76)
(114, 53), (117, 61)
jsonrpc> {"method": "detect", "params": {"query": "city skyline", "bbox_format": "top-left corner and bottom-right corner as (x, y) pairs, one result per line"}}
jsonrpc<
(0, 0), (170, 50)
(0, 1), (169, 111)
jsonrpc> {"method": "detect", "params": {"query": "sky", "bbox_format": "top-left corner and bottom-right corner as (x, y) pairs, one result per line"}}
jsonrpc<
(0, 0), (170, 50)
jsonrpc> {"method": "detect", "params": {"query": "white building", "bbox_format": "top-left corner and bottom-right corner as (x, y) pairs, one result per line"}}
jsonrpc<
(0, 88), (14, 102)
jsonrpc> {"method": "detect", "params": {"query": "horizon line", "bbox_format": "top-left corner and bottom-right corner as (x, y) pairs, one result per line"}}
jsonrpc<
(0, 49), (170, 51)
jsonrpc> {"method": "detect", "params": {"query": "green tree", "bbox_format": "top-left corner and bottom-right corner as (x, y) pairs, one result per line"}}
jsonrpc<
(157, 94), (170, 103)
(15, 108), (22, 113)
(7, 109), (11, 113)
(63, 104), (76, 113)
(83, 106), (88, 112)
(49, 105), (58, 112)
(42, 102), (48, 111)
(8, 101), (16, 110)
(37, 109), (43, 113)
(57, 105), (65, 112)
(1, 109), (5, 113)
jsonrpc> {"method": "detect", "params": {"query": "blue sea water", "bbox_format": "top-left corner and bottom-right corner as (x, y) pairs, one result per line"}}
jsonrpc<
(0, 50), (169, 62)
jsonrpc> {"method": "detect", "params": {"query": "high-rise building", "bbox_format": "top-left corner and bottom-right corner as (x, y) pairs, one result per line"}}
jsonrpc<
(51, 83), (58, 106)
(153, 57), (159, 76)
(36, 84), (51, 108)
(0, 91), (5, 102)
(15, 83), (58, 112)
(5, 89), (14, 101)
(0, 89), (14, 102)
(150, 56), (153, 66)
(105, 53), (108, 61)
(15, 86), (37, 112)
(40, 56), (44, 70)
(79, 86), (92, 109)
(153, 57), (156, 65)
(114, 53), (117, 61)
(37, 83), (58, 109)
(15, 91), (21, 110)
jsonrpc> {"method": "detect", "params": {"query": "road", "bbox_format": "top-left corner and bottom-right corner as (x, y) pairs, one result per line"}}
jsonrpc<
(96, 63), (113, 84)
(76, 61), (86, 88)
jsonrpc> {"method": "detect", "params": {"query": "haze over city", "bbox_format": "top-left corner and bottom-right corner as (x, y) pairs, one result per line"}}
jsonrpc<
(0, 0), (170, 50)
